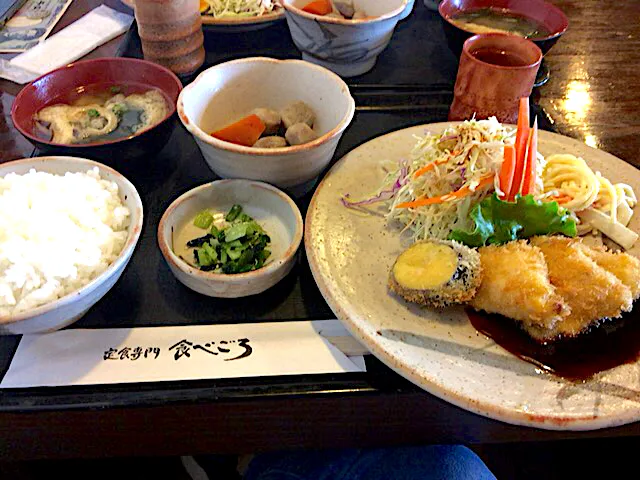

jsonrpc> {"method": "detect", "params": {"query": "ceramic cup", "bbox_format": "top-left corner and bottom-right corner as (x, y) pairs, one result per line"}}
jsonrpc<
(448, 33), (542, 123)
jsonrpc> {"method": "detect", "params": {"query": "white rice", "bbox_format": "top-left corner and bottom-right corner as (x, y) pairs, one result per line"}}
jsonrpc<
(0, 168), (130, 316)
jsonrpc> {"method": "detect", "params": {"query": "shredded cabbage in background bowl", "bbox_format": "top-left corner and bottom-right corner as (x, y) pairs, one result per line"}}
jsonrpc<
(202, 0), (277, 18)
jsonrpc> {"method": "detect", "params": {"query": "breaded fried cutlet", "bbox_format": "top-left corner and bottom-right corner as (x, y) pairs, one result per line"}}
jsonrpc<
(470, 241), (570, 331)
(578, 244), (640, 299)
(529, 236), (634, 341)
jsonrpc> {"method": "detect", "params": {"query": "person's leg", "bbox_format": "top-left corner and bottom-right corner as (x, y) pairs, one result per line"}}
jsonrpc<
(244, 445), (496, 480)
(244, 449), (362, 480)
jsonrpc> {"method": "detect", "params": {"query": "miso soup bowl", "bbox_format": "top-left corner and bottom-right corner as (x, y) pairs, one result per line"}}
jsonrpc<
(11, 58), (183, 167)
(282, 0), (413, 77)
(177, 57), (355, 196)
(438, 0), (569, 57)
(158, 179), (303, 298)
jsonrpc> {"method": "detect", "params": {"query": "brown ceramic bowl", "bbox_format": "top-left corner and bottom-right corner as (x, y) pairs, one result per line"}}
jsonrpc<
(438, 0), (568, 57)
(11, 58), (183, 167)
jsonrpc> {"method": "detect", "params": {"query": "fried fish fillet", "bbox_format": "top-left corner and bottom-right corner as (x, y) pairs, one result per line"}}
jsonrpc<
(578, 243), (640, 299)
(470, 241), (570, 330)
(529, 236), (634, 341)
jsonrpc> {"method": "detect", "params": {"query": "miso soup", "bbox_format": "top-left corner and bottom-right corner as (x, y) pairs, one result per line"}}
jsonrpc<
(34, 83), (170, 145)
(450, 8), (552, 39)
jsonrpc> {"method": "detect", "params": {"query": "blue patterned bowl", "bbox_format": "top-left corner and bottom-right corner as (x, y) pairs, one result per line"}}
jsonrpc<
(282, 0), (413, 77)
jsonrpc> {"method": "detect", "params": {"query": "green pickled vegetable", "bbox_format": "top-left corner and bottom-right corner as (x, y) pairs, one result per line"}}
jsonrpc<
(87, 109), (100, 118)
(193, 210), (214, 229)
(225, 204), (243, 222)
(225, 223), (248, 242)
(450, 193), (577, 247)
(187, 204), (271, 273)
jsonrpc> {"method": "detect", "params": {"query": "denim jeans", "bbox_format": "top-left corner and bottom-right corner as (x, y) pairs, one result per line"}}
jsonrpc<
(244, 445), (496, 480)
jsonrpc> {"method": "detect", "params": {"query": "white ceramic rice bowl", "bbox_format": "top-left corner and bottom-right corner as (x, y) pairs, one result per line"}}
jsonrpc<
(0, 156), (143, 335)
(177, 57), (355, 195)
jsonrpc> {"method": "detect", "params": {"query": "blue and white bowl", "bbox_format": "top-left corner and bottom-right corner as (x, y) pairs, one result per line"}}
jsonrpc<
(282, 0), (413, 77)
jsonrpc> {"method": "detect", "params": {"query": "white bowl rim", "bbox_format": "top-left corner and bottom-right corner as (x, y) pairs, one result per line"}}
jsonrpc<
(282, 0), (409, 25)
(0, 156), (144, 326)
(177, 57), (356, 157)
(158, 179), (304, 282)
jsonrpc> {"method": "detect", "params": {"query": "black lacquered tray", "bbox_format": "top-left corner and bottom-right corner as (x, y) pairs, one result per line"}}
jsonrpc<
(0, 1), (554, 411)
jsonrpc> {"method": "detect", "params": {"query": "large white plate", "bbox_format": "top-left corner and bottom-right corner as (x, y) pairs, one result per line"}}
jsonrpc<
(306, 123), (640, 430)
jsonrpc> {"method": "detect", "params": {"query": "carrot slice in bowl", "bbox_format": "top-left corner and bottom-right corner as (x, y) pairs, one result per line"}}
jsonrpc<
(210, 114), (266, 147)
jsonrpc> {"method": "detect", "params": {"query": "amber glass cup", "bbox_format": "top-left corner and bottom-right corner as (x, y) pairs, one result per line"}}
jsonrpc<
(449, 33), (542, 123)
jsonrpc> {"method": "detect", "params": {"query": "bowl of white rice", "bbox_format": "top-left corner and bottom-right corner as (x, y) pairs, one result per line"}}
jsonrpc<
(0, 156), (143, 334)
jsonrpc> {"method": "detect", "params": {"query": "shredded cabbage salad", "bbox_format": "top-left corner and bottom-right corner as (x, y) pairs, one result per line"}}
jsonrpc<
(342, 114), (637, 249)
(344, 118), (535, 241)
(202, 0), (277, 18)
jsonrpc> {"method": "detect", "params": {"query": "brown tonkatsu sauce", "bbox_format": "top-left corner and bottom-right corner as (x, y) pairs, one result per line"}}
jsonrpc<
(466, 307), (640, 381)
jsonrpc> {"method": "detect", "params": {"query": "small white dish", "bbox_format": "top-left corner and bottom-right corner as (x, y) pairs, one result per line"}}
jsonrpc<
(282, 0), (413, 77)
(177, 57), (355, 197)
(0, 156), (143, 335)
(158, 179), (303, 298)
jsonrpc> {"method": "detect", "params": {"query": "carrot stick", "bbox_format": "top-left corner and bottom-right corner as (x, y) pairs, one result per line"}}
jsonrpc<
(301, 0), (332, 15)
(210, 114), (266, 147)
(498, 145), (516, 199)
(395, 174), (494, 209)
(552, 194), (572, 204)
(508, 98), (530, 200)
(413, 151), (463, 179)
(413, 158), (449, 179)
(521, 118), (538, 195)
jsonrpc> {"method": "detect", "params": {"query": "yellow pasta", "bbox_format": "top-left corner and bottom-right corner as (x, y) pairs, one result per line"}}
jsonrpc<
(542, 154), (599, 212)
(617, 183), (637, 208)
(593, 172), (618, 223)
(542, 153), (637, 234)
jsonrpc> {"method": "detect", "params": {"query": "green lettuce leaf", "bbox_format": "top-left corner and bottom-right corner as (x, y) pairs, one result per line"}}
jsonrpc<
(449, 193), (577, 247)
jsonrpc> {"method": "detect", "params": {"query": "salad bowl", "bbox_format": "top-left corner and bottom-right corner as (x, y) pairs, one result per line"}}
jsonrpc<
(120, 0), (285, 32)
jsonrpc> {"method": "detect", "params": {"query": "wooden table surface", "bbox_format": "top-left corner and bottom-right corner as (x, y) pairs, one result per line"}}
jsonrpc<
(0, 0), (640, 461)
(536, 0), (640, 167)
